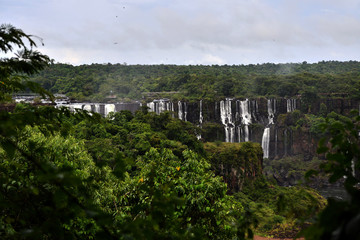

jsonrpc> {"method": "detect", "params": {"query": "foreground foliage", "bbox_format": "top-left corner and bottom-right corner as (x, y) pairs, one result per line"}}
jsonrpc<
(302, 112), (360, 240)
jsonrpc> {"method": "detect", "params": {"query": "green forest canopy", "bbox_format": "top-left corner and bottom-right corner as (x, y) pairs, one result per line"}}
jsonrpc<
(29, 61), (360, 101)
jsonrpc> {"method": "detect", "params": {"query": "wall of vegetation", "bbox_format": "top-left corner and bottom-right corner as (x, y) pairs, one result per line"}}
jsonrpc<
(29, 61), (360, 101)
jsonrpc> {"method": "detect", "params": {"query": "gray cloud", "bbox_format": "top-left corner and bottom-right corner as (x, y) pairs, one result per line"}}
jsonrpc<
(1, 0), (359, 65)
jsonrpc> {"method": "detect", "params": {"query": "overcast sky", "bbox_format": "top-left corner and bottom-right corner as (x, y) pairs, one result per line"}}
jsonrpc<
(1, 0), (360, 65)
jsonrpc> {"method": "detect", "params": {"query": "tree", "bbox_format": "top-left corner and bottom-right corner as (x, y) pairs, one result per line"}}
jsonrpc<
(300, 87), (319, 113)
(0, 24), (52, 101)
(116, 148), (251, 239)
(303, 112), (360, 239)
(0, 24), (118, 239)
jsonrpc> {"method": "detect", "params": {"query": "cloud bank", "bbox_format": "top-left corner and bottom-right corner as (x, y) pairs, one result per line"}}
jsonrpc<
(1, 0), (360, 65)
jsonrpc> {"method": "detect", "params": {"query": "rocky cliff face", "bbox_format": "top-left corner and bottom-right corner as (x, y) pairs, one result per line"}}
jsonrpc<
(61, 97), (359, 164)
(147, 97), (360, 160)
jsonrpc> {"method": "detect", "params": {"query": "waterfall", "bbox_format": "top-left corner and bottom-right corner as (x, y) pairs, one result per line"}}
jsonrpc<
(147, 102), (155, 112)
(235, 100), (240, 122)
(56, 102), (140, 116)
(171, 102), (175, 118)
(157, 100), (165, 114)
(251, 100), (258, 122)
(157, 99), (172, 114)
(220, 99), (235, 142)
(261, 99), (276, 159)
(67, 104), (83, 112)
(94, 104), (100, 114)
(83, 104), (92, 112)
(220, 100), (228, 142)
(239, 99), (251, 142)
(287, 99), (296, 112)
(197, 100), (203, 140)
(262, 127), (270, 159)
(105, 104), (116, 117)
(184, 102), (188, 122)
(99, 105), (105, 115)
(178, 101), (183, 120)
(237, 126), (241, 143)
(230, 127), (235, 143)
(147, 99), (172, 115)
(267, 99), (275, 125)
(177, 101), (187, 121)
(243, 125), (249, 142)
(240, 99), (251, 126)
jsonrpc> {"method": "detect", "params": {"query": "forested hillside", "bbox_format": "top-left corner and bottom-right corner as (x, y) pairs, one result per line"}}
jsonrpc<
(30, 61), (360, 101)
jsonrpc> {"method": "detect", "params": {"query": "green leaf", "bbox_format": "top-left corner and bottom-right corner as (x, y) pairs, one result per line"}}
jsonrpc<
(0, 139), (16, 158)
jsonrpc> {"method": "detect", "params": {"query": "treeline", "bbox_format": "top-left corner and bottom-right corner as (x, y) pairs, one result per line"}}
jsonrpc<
(29, 61), (360, 101)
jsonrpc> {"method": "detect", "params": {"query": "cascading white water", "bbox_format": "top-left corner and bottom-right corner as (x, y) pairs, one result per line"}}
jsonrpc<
(262, 127), (270, 159)
(147, 102), (155, 112)
(171, 102), (175, 118)
(196, 100), (204, 140)
(220, 100), (228, 141)
(240, 99), (251, 125)
(157, 100), (164, 114)
(69, 104), (83, 112)
(147, 99), (172, 115)
(261, 99), (276, 159)
(239, 99), (251, 142)
(184, 102), (188, 122)
(56, 102), (141, 117)
(83, 104), (92, 112)
(237, 126), (241, 143)
(248, 100), (258, 122)
(235, 100), (240, 122)
(178, 101), (183, 120)
(94, 104), (100, 114)
(286, 99), (296, 112)
(176, 101), (187, 121)
(267, 99), (275, 124)
(230, 127), (235, 143)
(157, 99), (171, 114)
(243, 125), (249, 142)
(220, 99), (235, 142)
(105, 104), (115, 117)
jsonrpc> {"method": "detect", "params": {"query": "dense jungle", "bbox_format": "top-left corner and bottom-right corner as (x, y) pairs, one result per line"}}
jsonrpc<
(1, 24), (360, 240)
